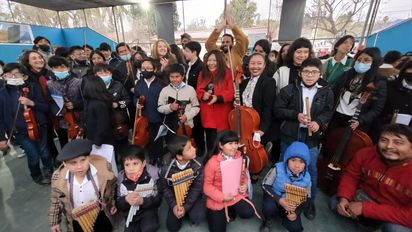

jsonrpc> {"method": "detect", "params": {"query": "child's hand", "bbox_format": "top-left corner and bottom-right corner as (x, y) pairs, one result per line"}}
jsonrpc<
(223, 193), (234, 202)
(279, 198), (296, 212)
(173, 205), (185, 219)
(286, 212), (297, 221)
(125, 192), (141, 206)
(110, 206), (117, 215)
(239, 184), (247, 195)
(308, 121), (320, 133)
(170, 102), (180, 111)
(298, 113), (308, 125)
(50, 225), (62, 232)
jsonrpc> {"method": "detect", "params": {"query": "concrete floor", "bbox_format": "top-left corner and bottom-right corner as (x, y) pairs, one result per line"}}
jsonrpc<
(0, 146), (373, 232)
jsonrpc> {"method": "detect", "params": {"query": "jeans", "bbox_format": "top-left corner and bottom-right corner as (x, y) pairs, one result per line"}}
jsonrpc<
(329, 195), (411, 232)
(13, 125), (53, 179)
(280, 129), (319, 200)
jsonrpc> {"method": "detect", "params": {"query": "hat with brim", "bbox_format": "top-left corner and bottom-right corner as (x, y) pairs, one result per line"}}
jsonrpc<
(56, 139), (93, 162)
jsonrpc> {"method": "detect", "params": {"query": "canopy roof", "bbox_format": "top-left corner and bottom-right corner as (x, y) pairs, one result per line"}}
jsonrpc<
(11, 0), (175, 11)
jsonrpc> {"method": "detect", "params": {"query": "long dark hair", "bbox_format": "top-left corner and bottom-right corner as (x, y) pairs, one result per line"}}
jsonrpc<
(20, 50), (45, 71)
(284, 38), (313, 67)
(333, 35), (355, 55)
(201, 50), (227, 86)
(203, 130), (239, 165)
(398, 59), (412, 82)
(351, 47), (382, 89)
(277, 43), (290, 67)
(89, 50), (106, 66)
(81, 76), (112, 106)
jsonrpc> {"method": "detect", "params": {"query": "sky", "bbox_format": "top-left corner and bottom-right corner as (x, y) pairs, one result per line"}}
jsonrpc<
(175, 0), (412, 30)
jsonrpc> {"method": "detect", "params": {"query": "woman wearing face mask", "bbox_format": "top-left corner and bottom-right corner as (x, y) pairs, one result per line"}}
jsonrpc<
(46, 56), (84, 147)
(132, 51), (148, 82)
(0, 63), (53, 185)
(330, 47), (387, 133)
(134, 58), (166, 166)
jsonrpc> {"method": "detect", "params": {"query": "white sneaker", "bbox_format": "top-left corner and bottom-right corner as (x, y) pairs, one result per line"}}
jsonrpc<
(17, 153), (26, 158)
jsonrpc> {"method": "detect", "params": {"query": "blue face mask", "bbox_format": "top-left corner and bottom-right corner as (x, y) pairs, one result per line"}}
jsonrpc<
(120, 53), (131, 61)
(53, 70), (70, 80)
(354, 62), (371, 74)
(100, 75), (112, 86)
(171, 81), (185, 90)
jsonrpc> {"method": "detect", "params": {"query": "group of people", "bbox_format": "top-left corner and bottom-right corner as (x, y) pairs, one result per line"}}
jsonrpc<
(0, 10), (411, 232)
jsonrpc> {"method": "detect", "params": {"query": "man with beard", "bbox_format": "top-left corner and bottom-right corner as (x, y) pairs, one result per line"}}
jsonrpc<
(205, 10), (248, 69)
(69, 45), (90, 78)
(334, 124), (412, 231)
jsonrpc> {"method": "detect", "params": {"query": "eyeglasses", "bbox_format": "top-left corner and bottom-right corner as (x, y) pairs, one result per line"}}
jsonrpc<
(301, 70), (321, 76)
(2, 73), (24, 79)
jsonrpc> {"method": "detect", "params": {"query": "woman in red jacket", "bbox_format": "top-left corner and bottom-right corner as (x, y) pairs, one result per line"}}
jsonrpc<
(203, 130), (259, 232)
(197, 50), (234, 153)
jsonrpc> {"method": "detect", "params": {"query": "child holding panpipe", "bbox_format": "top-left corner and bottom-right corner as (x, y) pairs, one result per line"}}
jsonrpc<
(116, 145), (161, 232)
(274, 58), (334, 220)
(49, 139), (117, 232)
(159, 135), (205, 232)
(203, 130), (260, 232)
(260, 142), (311, 232)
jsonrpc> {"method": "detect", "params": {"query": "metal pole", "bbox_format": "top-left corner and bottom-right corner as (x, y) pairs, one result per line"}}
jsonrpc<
(7, 0), (15, 22)
(146, 9), (151, 50)
(312, 3), (320, 45)
(83, 9), (88, 27)
(119, 9), (126, 42)
(182, 1), (186, 33)
(112, 6), (120, 43)
(267, 0), (272, 39)
(360, 0), (375, 45)
(224, 0), (227, 34)
(57, 11), (63, 28)
(367, 0), (381, 37)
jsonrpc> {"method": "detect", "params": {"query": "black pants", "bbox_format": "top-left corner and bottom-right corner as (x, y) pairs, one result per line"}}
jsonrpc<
(204, 128), (217, 155)
(207, 199), (255, 232)
(125, 209), (159, 232)
(192, 115), (206, 156)
(167, 197), (206, 232)
(261, 192), (304, 232)
(72, 210), (112, 232)
(147, 122), (165, 164)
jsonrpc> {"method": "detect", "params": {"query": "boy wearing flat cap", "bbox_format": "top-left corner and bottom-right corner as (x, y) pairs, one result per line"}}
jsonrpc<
(49, 139), (117, 232)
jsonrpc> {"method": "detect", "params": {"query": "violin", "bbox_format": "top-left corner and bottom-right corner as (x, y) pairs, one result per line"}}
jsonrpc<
(132, 96), (149, 147)
(228, 66), (267, 174)
(63, 93), (81, 139)
(318, 83), (375, 196)
(22, 87), (39, 141)
(176, 103), (196, 147)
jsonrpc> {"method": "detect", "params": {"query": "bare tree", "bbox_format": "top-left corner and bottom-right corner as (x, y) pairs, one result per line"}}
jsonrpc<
(306, 0), (369, 37)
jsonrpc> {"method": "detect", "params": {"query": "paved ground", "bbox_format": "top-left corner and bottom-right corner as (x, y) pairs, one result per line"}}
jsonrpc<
(0, 146), (373, 232)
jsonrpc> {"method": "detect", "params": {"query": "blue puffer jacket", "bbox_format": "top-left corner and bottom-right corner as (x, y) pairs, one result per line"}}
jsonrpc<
(271, 141), (311, 197)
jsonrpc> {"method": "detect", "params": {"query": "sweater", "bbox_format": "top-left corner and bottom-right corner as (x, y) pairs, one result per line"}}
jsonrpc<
(337, 146), (412, 228)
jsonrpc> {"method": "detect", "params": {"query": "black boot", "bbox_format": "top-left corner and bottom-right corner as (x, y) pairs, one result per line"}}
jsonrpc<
(304, 200), (316, 220)
(259, 217), (271, 232)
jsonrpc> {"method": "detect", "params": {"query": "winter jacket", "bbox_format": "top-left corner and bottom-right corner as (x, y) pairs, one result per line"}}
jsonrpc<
(196, 69), (234, 130)
(274, 78), (334, 147)
(84, 99), (113, 146)
(116, 165), (161, 222)
(159, 159), (203, 212)
(134, 77), (165, 124)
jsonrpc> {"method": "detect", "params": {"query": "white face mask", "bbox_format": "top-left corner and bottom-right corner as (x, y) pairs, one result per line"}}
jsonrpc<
(7, 78), (25, 86)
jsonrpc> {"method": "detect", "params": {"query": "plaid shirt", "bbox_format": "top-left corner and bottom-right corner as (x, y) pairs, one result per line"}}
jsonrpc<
(48, 155), (117, 231)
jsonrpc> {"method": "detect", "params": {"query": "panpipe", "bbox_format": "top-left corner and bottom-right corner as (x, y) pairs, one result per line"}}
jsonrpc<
(71, 200), (101, 232)
(284, 183), (308, 213)
(126, 182), (154, 228)
(171, 168), (196, 209)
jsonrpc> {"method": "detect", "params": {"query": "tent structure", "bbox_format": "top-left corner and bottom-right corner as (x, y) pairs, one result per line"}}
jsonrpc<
(366, 18), (412, 55)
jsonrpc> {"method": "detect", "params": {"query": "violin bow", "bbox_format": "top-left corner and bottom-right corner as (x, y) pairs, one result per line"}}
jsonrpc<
(3, 95), (23, 156)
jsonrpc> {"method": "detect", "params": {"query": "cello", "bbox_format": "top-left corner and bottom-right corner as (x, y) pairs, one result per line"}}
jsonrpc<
(227, 65), (267, 174)
(63, 93), (81, 139)
(318, 83), (375, 196)
(132, 96), (149, 147)
(22, 87), (39, 141)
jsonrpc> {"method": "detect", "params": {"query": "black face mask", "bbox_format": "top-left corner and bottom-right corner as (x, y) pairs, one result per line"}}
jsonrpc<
(140, 71), (154, 79)
(403, 72), (412, 83)
(75, 59), (87, 66)
(134, 60), (142, 69)
(38, 44), (50, 53)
